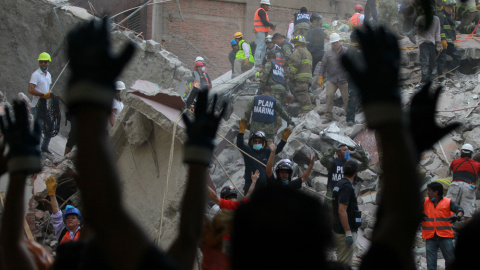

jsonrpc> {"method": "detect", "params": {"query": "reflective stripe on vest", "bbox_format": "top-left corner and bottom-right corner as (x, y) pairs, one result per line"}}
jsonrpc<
(270, 61), (285, 84)
(350, 13), (362, 26)
(422, 197), (454, 239)
(252, 95), (276, 124)
(295, 13), (311, 24)
(236, 40), (255, 63)
(254, 8), (270, 32)
(60, 229), (81, 245)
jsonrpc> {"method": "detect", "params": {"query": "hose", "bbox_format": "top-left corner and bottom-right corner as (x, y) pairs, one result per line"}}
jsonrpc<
(35, 95), (62, 138)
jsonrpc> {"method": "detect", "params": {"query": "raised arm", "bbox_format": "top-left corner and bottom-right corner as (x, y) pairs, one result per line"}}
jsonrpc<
(246, 170), (260, 197)
(45, 176), (59, 214)
(300, 154), (315, 183)
(0, 101), (43, 270)
(207, 186), (221, 206)
(266, 140), (277, 178)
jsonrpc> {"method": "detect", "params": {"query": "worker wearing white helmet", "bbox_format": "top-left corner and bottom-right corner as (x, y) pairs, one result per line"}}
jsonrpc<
(110, 81), (125, 127)
(446, 143), (480, 223)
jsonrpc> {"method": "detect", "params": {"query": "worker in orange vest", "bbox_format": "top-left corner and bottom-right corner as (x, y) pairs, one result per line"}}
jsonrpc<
(254, 0), (276, 67)
(45, 176), (82, 246)
(349, 4), (365, 27)
(422, 182), (463, 270)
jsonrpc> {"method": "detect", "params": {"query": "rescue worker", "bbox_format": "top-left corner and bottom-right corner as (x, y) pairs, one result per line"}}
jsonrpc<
(254, 0), (276, 67)
(191, 60), (212, 90)
(331, 159), (361, 267)
(422, 182), (464, 270)
(306, 13), (329, 74)
(236, 119), (292, 194)
(350, 4), (365, 27)
(45, 176), (82, 246)
(378, 0), (403, 37)
(437, 0), (461, 81)
(320, 143), (369, 205)
(415, 7), (441, 86)
(233, 32), (255, 77)
(244, 85), (294, 140)
(457, 0), (480, 34)
(294, 7), (311, 36)
(260, 35), (283, 68)
(28, 52), (53, 154)
(364, 0), (378, 24)
(318, 33), (349, 124)
(272, 33), (294, 63)
(109, 81), (125, 127)
(229, 39), (239, 77)
(446, 143), (480, 224)
(345, 32), (362, 126)
(258, 51), (288, 103)
(287, 35), (313, 115)
(286, 13), (296, 41)
(207, 171), (259, 210)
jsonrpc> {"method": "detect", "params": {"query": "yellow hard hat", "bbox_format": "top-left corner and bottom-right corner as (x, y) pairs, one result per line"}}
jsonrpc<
(38, 52), (51, 62)
(234, 32), (243, 39)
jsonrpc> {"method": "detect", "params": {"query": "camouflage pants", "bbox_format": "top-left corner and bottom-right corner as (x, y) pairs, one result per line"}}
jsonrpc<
(294, 22), (311, 37)
(250, 121), (277, 141)
(271, 83), (288, 104)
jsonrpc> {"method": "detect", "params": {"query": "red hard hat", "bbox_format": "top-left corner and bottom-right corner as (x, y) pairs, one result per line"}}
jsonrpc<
(195, 61), (204, 67)
(355, 4), (363, 10)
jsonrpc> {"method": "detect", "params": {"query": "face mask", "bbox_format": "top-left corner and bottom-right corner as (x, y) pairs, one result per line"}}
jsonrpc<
(282, 180), (289, 185)
(201, 66), (206, 72)
(344, 152), (350, 160)
(253, 144), (263, 150)
(41, 67), (48, 72)
(430, 197), (435, 202)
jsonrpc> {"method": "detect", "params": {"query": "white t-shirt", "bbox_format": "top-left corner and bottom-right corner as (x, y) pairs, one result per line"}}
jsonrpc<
(287, 21), (295, 40)
(29, 68), (52, 107)
(112, 99), (124, 119)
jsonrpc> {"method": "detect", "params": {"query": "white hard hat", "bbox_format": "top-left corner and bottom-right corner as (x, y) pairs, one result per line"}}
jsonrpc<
(195, 56), (204, 62)
(115, 81), (126, 91)
(461, 143), (474, 152)
(260, 0), (271, 5)
(330, 33), (341, 43)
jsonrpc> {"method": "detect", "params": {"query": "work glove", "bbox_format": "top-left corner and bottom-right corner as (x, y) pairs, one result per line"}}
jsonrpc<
(45, 176), (58, 196)
(66, 17), (136, 112)
(317, 76), (324, 87)
(345, 235), (354, 247)
(281, 127), (292, 141)
(255, 72), (261, 78)
(442, 39), (448, 49)
(409, 82), (460, 154)
(244, 58), (250, 67)
(0, 101), (41, 174)
(342, 26), (402, 128)
(182, 90), (227, 165)
(436, 43), (443, 51)
(354, 144), (367, 157)
(42, 91), (52, 100)
(448, 215), (461, 223)
(239, 118), (248, 133)
(454, 44), (460, 48)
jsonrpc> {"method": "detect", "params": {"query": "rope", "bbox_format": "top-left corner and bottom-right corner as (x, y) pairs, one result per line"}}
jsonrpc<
(213, 154), (245, 198)
(217, 133), (267, 167)
(156, 112), (183, 245)
(436, 104), (480, 113)
(455, 15), (480, 43)
(50, 60), (70, 93)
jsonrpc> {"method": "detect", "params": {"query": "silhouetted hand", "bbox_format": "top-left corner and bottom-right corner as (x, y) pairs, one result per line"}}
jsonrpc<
(67, 17), (135, 110)
(409, 82), (461, 154)
(182, 90), (227, 165)
(0, 101), (41, 174)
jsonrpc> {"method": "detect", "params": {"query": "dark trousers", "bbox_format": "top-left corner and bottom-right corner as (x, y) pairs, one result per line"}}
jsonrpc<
(346, 79), (358, 123)
(364, 0), (378, 24)
(419, 42), (437, 84)
(311, 49), (325, 75)
(437, 44), (461, 78)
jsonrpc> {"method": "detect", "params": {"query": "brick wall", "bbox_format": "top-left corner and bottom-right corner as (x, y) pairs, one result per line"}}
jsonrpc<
(162, 0), (246, 79)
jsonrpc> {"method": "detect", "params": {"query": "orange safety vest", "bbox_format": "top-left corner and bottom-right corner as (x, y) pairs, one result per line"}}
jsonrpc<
(60, 229), (81, 245)
(350, 13), (362, 27)
(254, 8), (270, 32)
(422, 197), (454, 239)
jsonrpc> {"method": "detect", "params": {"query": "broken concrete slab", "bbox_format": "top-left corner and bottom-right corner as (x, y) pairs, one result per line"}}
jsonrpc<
(353, 129), (379, 166)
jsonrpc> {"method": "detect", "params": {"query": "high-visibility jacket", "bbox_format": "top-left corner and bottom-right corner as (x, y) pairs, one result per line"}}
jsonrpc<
(236, 40), (255, 63)
(59, 228), (81, 245)
(350, 13), (363, 27)
(254, 8), (271, 32)
(422, 197), (454, 239)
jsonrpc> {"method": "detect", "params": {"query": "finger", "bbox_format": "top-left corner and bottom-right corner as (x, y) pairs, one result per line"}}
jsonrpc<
(431, 85), (444, 111)
(210, 94), (218, 115)
(181, 112), (192, 128)
(33, 120), (42, 138)
(217, 101), (228, 121)
(412, 81), (431, 106)
(0, 116), (5, 134)
(14, 101), (28, 127)
(4, 107), (12, 128)
(195, 89), (208, 116)
(341, 55), (363, 87)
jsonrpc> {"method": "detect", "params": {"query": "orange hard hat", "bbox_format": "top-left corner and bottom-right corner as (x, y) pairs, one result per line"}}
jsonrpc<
(355, 4), (363, 10)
